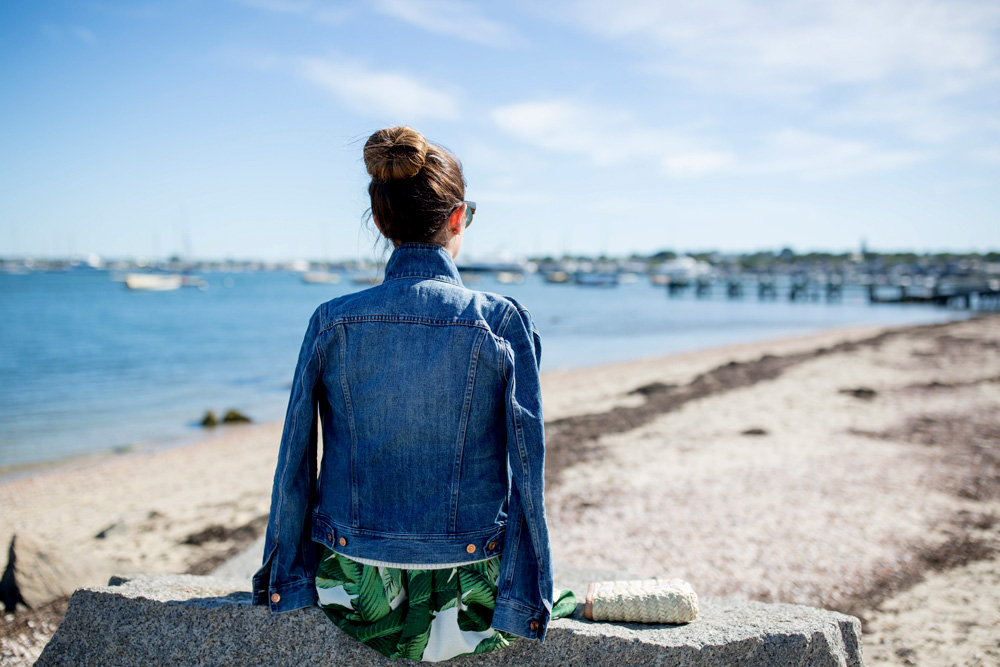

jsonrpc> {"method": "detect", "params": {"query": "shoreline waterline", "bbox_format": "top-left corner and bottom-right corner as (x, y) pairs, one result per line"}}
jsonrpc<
(0, 422), (276, 485)
(0, 268), (976, 470)
(0, 318), (930, 486)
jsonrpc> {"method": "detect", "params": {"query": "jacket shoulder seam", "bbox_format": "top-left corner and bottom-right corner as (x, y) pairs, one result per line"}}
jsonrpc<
(497, 302), (519, 338)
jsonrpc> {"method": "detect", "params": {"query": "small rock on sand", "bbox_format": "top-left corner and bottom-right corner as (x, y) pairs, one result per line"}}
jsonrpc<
(222, 410), (251, 424)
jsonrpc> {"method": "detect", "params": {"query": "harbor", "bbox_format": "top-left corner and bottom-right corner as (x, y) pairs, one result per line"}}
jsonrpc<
(532, 250), (1000, 311)
(4, 247), (999, 310)
(0, 250), (984, 472)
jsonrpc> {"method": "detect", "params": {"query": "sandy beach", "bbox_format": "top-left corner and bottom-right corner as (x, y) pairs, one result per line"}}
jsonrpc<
(3, 314), (999, 666)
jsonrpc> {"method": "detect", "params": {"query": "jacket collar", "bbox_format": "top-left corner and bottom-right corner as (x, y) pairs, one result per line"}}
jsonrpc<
(383, 243), (463, 286)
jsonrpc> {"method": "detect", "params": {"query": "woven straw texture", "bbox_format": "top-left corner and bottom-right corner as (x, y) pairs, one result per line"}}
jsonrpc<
(586, 579), (699, 624)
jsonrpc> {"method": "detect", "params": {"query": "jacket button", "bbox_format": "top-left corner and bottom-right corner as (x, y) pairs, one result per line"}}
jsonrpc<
(529, 620), (539, 631)
(339, 537), (347, 547)
(466, 544), (476, 554)
(270, 593), (281, 604)
(326, 532), (333, 542)
(487, 541), (497, 550)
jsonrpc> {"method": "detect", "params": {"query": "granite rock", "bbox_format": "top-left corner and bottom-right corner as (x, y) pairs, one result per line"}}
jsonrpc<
(0, 533), (107, 612)
(36, 574), (863, 666)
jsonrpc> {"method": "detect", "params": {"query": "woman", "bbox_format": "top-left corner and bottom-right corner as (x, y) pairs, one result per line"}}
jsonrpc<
(252, 126), (574, 661)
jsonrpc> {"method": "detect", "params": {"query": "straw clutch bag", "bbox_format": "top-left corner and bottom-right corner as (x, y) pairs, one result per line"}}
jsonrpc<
(584, 579), (699, 624)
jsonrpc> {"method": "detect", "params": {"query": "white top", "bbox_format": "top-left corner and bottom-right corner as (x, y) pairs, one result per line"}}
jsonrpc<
(337, 551), (493, 570)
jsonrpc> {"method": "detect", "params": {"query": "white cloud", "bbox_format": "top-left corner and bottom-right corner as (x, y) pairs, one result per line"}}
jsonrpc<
(373, 0), (521, 47)
(558, 0), (999, 90)
(748, 129), (928, 180)
(232, 0), (518, 43)
(491, 99), (735, 176)
(296, 57), (459, 120)
(492, 99), (926, 179)
(545, 0), (1000, 145)
(492, 100), (627, 165)
(218, 49), (460, 120)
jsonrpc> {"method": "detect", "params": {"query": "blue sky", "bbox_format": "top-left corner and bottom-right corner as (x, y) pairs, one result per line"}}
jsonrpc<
(2, 0), (998, 261)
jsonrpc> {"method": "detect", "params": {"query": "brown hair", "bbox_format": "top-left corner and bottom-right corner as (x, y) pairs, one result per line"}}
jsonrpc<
(363, 126), (466, 245)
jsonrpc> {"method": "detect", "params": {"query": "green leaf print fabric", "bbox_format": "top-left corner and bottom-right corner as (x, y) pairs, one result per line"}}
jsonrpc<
(316, 547), (576, 662)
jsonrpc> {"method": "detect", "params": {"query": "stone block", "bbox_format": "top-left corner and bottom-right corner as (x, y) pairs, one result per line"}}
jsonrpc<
(36, 574), (863, 666)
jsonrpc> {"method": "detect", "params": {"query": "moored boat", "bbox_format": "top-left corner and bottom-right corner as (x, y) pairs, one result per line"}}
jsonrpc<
(543, 270), (570, 283)
(301, 271), (341, 284)
(124, 273), (183, 291)
(496, 271), (524, 284)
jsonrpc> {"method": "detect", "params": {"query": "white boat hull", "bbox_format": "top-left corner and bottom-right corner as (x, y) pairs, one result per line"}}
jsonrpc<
(124, 274), (183, 291)
(302, 271), (341, 284)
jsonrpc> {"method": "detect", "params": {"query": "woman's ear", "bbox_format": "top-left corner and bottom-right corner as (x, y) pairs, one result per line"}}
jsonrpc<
(372, 213), (387, 237)
(447, 204), (466, 235)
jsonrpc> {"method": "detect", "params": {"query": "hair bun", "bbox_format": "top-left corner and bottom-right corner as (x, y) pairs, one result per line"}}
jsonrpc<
(364, 126), (428, 181)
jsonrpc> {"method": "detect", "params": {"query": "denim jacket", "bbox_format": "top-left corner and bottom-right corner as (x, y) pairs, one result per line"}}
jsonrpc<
(251, 243), (554, 641)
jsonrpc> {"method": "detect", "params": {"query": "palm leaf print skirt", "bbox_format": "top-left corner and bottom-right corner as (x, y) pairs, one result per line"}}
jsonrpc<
(315, 547), (576, 662)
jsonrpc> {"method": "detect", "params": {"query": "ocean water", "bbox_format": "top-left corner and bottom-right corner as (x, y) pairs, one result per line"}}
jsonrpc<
(0, 269), (971, 469)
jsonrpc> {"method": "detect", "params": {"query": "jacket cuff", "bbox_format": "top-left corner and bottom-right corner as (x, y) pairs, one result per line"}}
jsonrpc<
(492, 597), (550, 641)
(251, 577), (317, 613)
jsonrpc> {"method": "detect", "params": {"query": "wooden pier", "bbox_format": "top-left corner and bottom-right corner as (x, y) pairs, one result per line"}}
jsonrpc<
(867, 275), (1000, 309)
(656, 273), (1000, 311)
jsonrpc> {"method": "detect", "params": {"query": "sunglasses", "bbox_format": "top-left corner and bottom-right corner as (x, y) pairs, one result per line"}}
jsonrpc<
(463, 201), (476, 228)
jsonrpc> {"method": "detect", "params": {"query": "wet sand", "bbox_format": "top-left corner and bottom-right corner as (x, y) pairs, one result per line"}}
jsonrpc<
(2, 314), (999, 666)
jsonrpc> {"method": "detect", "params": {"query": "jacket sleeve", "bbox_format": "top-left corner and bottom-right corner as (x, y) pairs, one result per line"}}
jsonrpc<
(492, 300), (554, 641)
(252, 305), (325, 612)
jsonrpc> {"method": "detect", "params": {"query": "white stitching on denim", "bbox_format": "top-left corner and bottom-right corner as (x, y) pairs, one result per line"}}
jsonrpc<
(334, 324), (359, 528)
(449, 328), (487, 534)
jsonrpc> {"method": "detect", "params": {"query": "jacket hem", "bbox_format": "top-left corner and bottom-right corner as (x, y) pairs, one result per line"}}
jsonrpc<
(251, 577), (317, 613)
(491, 597), (550, 641)
(311, 513), (505, 565)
